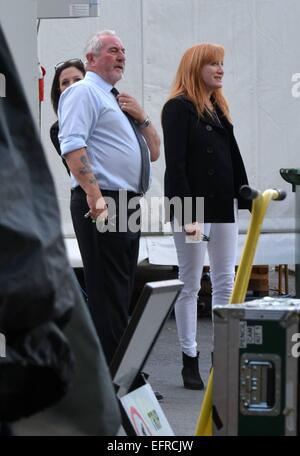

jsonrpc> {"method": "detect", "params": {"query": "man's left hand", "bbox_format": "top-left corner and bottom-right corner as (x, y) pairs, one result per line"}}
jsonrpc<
(117, 92), (146, 123)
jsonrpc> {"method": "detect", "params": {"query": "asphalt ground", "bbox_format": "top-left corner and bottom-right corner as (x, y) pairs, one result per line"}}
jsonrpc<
(144, 315), (212, 436)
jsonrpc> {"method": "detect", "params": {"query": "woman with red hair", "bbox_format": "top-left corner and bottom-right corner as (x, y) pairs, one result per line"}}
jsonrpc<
(162, 43), (250, 390)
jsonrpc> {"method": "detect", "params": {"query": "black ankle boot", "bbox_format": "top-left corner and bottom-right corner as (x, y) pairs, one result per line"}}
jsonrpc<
(181, 352), (204, 390)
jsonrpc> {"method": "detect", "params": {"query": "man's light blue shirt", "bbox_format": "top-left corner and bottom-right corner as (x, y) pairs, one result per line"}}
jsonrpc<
(58, 71), (149, 193)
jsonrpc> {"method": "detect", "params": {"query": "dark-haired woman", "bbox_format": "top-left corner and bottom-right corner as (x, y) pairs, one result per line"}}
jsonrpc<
(50, 59), (85, 174)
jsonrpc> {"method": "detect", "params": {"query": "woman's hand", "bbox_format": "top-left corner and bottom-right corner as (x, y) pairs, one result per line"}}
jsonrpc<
(184, 222), (203, 241)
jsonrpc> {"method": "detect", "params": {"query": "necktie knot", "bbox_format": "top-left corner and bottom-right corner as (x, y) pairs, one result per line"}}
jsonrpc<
(111, 87), (119, 98)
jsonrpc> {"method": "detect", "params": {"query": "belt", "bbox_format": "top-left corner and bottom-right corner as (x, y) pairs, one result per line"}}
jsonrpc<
(71, 186), (142, 199)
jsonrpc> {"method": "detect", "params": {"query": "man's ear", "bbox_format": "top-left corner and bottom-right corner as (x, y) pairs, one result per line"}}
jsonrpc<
(86, 53), (94, 65)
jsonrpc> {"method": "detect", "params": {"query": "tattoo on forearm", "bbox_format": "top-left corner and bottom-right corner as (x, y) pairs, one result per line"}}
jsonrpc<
(89, 177), (97, 184)
(79, 156), (92, 175)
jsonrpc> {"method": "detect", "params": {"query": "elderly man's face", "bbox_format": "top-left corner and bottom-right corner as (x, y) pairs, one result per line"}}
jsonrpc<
(89, 35), (126, 85)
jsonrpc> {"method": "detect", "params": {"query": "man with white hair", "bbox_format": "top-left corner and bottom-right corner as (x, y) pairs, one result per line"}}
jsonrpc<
(58, 30), (160, 363)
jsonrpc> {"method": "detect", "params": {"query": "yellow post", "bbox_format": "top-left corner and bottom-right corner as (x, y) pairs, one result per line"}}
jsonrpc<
(195, 188), (285, 436)
(194, 367), (213, 436)
(230, 190), (279, 304)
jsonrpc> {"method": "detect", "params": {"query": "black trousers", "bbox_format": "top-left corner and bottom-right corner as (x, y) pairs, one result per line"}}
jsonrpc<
(70, 187), (141, 364)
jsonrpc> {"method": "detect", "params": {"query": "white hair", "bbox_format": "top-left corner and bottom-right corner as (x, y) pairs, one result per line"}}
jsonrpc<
(84, 30), (117, 56)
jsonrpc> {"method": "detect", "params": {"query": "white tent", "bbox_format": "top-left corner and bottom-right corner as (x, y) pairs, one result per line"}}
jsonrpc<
(3, 0), (300, 265)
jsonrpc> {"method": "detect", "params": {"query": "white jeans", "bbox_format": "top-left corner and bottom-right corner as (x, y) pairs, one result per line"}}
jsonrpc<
(172, 202), (239, 357)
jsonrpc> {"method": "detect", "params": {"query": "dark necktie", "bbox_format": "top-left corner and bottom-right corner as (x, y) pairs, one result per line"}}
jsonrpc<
(111, 87), (150, 193)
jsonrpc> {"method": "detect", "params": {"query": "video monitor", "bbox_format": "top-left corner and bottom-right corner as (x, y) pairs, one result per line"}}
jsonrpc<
(110, 280), (183, 396)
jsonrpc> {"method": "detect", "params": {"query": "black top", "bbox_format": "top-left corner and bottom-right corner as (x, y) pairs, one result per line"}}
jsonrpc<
(162, 95), (250, 223)
(50, 120), (70, 176)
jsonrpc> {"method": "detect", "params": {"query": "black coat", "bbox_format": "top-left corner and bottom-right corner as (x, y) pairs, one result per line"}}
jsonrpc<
(162, 96), (250, 223)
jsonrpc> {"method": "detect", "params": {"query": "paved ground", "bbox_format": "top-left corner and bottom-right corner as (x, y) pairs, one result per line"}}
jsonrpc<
(144, 316), (212, 436)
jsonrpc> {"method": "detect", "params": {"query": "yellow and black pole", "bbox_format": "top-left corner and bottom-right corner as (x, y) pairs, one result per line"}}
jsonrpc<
(195, 186), (286, 436)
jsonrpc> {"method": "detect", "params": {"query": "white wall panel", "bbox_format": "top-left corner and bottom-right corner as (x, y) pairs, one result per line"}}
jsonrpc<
(0, 0), (38, 121)
(35, 0), (300, 262)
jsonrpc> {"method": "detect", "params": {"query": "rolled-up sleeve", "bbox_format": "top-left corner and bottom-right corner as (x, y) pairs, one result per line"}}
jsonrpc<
(58, 84), (97, 156)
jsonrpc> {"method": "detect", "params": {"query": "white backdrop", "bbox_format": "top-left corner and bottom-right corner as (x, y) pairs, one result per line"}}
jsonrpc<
(37, 0), (300, 264)
(0, 0), (38, 120)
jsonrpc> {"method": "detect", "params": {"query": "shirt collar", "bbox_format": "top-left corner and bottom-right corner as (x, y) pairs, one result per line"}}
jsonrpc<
(85, 71), (114, 92)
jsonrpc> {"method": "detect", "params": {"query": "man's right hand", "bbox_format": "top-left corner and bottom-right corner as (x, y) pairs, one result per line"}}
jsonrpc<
(86, 193), (108, 221)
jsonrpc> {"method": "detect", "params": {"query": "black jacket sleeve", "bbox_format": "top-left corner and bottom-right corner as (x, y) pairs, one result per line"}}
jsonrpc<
(162, 98), (193, 199)
(50, 121), (70, 176)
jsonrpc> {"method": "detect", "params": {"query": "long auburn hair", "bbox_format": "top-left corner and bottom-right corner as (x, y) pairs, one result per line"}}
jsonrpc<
(167, 43), (231, 122)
